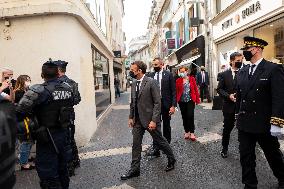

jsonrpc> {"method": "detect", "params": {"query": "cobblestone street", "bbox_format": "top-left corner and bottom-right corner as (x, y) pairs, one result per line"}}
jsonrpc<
(15, 92), (284, 189)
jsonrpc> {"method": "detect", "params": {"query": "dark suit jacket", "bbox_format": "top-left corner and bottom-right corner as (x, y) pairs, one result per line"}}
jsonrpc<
(129, 76), (161, 128)
(236, 59), (284, 133)
(148, 70), (177, 109)
(196, 71), (210, 86)
(217, 69), (237, 114)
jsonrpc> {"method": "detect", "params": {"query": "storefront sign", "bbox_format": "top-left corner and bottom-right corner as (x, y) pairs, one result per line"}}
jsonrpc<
(242, 1), (261, 19)
(212, 0), (283, 41)
(222, 18), (233, 30)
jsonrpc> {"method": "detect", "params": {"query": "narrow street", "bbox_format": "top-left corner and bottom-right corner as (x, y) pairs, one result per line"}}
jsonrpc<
(15, 92), (284, 189)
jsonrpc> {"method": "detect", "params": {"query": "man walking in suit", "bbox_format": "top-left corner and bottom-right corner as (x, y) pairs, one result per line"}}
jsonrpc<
(196, 66), (211, 102)
(121, 61), (176, 180)
(146, 57), (176, 157)
(217, 52), (243, 158)
(236, 36), (284, 189)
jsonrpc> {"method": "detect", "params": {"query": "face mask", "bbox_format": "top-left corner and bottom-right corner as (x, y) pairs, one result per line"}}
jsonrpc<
(201, 69), (205, 71)
(235, 61), (243, 69)
(129, 71), (137, 79)
(178, 73), (186, 78)
(243, 50), (254, 61)
(153, 67), (161, 72)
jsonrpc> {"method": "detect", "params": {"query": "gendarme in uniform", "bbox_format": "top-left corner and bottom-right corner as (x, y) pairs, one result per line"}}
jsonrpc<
(54, 60), (81, 175)
(16, 60), (74, 189)
(236, 36), (284, 189)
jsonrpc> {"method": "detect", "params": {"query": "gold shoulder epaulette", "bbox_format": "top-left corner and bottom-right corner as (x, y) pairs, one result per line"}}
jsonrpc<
(270, 117), (284, 128)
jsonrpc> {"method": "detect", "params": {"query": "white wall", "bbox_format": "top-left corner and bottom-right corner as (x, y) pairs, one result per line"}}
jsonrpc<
(0, 15), (114, 146)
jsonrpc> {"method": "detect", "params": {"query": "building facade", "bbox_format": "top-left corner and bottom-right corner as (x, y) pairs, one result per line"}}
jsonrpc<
(0, 0), (125, 146)
(209, 0), (284, 96)
(147, 0), (209, 71)
(104, 0), (127, 92)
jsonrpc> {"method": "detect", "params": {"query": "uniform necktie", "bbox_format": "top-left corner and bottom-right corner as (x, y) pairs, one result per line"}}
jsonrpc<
(234, 70), (238, 80)
(249, 65), (256, 79)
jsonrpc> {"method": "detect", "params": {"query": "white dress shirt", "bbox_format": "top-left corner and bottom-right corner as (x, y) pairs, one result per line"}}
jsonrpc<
(249, 58), (263, 75)
(136, 74), (145, 91)
(201, 71), (205, 83)
(231, 68), (239, 79)
(154, 70), (163, 90)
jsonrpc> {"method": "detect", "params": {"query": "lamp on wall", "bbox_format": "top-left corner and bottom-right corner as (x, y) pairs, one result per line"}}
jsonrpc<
(4, 19), (10, 27)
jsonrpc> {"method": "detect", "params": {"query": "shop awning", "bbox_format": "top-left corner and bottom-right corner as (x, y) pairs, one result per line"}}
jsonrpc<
(175, 35), (205, 67)
(113, 61), (122, 70)
(175, 54), (201, 68)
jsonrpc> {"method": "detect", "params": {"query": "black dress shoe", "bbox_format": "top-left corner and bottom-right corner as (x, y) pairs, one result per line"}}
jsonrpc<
(120, 170), (140, 180)
(220, 151), (228, 158)
(278, 181), (284, 189)
(146, 150), (161, 158)
(165, 159), (176, 172)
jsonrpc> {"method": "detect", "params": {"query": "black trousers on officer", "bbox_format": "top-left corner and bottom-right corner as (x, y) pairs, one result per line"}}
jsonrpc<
(222, 113), (235, 152)
(36, 128), (69, 189)
(238, 130), (284, 188)
(70, 124), (80, 166)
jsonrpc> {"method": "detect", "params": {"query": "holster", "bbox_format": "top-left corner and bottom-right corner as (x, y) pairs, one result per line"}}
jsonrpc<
(59, 107), (73, 128)
(34, 127), (49, 144)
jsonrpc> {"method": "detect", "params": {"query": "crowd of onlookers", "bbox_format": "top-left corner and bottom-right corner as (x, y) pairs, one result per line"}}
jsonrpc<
(0, 68), (36, 171)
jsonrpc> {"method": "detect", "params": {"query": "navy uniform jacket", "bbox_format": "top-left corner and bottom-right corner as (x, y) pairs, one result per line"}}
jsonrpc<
(16, 79), (73, 119)
(148, 70), (177, 109)
(236, 59), (284, 133)
(58, 75), (81, 106)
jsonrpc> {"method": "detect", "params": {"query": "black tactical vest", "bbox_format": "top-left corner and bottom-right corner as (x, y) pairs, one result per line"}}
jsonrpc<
(36, 82), (74, 129)
(0, 100), (16, 189)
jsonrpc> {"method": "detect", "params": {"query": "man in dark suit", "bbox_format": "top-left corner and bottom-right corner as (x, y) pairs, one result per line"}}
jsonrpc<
(146, 57), (176, 157)
(236, 36), (284, 189)
(217, 52), (243, 158)
(196, 66), (211, 102)
(121, 61), (176, 180)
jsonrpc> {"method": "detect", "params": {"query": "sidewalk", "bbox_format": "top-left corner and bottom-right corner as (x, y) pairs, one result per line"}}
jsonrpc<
(14, 91), (283, 189)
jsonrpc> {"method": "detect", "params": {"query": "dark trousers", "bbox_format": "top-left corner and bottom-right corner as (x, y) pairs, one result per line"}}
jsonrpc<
(36, 129), (69, 189)
(70, 124), (79, 164)
(67, 124), (80, 176)
(200, 83), (210, 102)
(131, 120), (175, 172)
(115, 86), (120, 97)
(222, 112), (235, 151)
(161, 104), (171, 143)
(179, 100), (195, 133)
(153, 103), (172, 151)
(238, 130), (284, 188)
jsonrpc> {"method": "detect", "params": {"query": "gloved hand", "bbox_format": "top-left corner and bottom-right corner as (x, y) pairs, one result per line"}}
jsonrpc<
(270, 125), (284, 136)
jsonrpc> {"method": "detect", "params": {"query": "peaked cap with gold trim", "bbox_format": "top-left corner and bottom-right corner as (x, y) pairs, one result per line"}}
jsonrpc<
(240, 36), (268, 50)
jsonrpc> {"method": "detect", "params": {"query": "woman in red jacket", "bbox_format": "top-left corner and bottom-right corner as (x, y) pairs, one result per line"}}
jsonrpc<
(176, 66), (200, 141)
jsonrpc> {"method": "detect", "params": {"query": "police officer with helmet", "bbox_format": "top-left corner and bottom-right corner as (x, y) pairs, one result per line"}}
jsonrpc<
(53, 60), (81, 174)
(0, 86), (17, 189)
(236, 36), (284, 189)
(16, 60), (74, 189)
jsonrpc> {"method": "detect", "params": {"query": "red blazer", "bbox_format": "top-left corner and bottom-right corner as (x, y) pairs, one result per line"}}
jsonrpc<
(176, 76), (200, 104)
